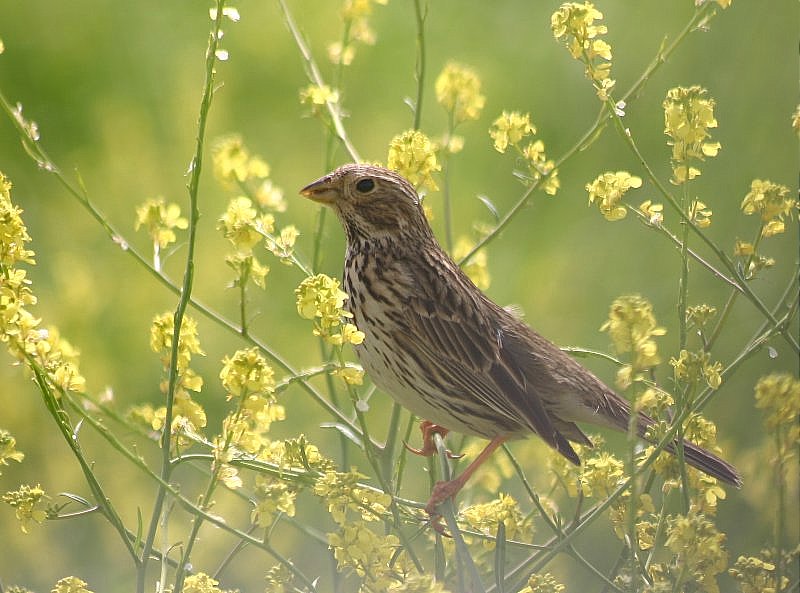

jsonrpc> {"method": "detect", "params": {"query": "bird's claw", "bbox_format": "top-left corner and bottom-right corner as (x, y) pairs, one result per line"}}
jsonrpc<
(404, 421), (463, 459)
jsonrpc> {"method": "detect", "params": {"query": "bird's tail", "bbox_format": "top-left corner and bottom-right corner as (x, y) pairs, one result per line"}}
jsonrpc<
(636, 417), (742, 487)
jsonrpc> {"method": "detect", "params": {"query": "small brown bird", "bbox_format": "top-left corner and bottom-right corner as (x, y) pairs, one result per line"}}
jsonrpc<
(300, 164), (741, 516)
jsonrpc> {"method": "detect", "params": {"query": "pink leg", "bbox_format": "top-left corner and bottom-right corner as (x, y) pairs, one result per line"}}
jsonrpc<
(425, 435), (508, 520)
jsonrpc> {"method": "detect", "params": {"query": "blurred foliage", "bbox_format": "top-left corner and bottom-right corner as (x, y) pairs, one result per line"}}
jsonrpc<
(0, 1), (797, 592)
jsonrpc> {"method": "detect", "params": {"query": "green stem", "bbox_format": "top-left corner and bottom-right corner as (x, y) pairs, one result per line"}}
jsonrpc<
(140, 4), (224, 588)
(412, 0), (427, 131)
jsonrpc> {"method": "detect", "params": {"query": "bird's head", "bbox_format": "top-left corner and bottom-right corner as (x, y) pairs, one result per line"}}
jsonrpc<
(300, 164), (431, 243)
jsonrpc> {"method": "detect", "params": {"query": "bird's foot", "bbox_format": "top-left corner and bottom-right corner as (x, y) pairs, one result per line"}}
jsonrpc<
(425, 479), (466, 535)
(404, 420), (463, 459)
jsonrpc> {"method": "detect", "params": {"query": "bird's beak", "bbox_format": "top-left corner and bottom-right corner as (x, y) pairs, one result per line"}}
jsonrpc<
(299, 173), (339, 205)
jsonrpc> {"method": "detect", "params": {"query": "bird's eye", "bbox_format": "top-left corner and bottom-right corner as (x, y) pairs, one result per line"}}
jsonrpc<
(355, 178), (375, 193)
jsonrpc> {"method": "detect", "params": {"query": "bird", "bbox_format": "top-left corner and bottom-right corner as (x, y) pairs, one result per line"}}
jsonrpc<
(299, 163), (742, 518)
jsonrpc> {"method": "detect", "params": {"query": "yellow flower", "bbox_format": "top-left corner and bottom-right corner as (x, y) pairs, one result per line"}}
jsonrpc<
(663, 86), (720, 185)
(460, 493), (528, 548)
(0, 429), (24, 474)
(314, 469), (391, 524)
(519, 572), (566, 593)
(670, 349), (723, 390)
(387, 130), (441, 191)
(600, 295), (665, 371)
(551, 2), (615, 99)
(489, 111), (536, 153)
(740, 179), (795, 237)
(299, 84), (340, 115)
(182, 573), (224, 593)
(0, 172), (35, 266)
(586, 171), (642, 221)
(224, 252), (269, 289)
(665, 511), (728, 593)
(219, 347), (275, 398)
(2, 484), (50, 533)
(730, 553), (791, 593)
(212, 135), (271, 185)
(218, 196), (275, 252)
(639, 200), (664, 225)
(266, 225), (300, 264)
(435, 62), (486, 124)
(328, 524), (399, 592)
(134, 198), (188, 249)
(754, 373), (800, 431)
(51, 576), (94, 593)
(252, 476), (297, 527)
(690, 199), (713, 228)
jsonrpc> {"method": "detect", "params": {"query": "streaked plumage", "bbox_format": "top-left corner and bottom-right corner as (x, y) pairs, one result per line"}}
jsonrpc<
(300, 163), (741, 507)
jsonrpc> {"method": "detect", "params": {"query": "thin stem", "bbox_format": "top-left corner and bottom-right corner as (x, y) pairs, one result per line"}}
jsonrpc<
(141, 4), (224, 588)
(412, 0), (427, 131)
(278, 0), (360, 162)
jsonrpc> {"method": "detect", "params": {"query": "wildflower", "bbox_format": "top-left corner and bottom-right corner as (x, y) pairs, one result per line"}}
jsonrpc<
(212, 135), (271, 185)
(740, 179), (795, 237)
(220, 347), (275, 398)
(387, 130), (441, 192)
(435, 62), (486, 124)
(51, 577), (94, 593)
(730, 552), (791, 593)
(670, 349), (723, 390)
(295, 274), (365, 346)
(689, 199), (713, 228)
(489, 111), (536, 153)
(601, 295), (665, 380)
(134, 198), (188, 252)
(328, 523), (399, 592)
(519, 572), (566, 593)
(2, 484), (50, 533)
(314, 469), (391, 524)
(586, 171), (642, 221)
(327, 0), (388, 66)
(460, 493), (528, 547)
(663, 86), (720, 185)
(252, 476), (297, 527)
(686, 304), (717, 329)
(255, 178), (287, 212)
(149, 312), (204, 372)
(299, 84), (340, 116)
(225, 252), (269, 289)
(665, 511), (728, 593)
(266, 225), (300, 264)
(0, 429), (24, 474)
(639, 200), (664, 225)
(0, 173), (35, 265)
(754, 373), (800, 432)
(218, 196), (274, 252)
(182, 573), (224, 593)
(581, 450), (625, 498)
(331, 364), (365, 385)
(551, 2), (615, 99)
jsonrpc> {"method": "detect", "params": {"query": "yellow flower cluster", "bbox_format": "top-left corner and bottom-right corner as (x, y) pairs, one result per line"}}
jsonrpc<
(295, 274), (365, 349)
(730, 551), (792, 593)
(220, 346), (275, 398)
(670, 349), (723, 390)
(638, 200), (664, 225)
(689, 199), (713, 229)
(327, 0), (388, 66)
(551, 2), (615, 100)
(586, 171), (642, 221)
(299, 84), (340, 115)
(754, 373), (799, 437)
(741, 179), (795, 237)
(149, 312), (206, 435)
(435, 62), (486, 125)
(0, 429), (24, 474)
(459, 493), (528, 549)
(664, 510), (728, 593)
(218, 196), (274, 289)
(134, 198), (188, 249)
(313, 469), (391, 524)
(387, 130), (441, 192)
(212, 135), (270, 187)
(2, 483), (49, 533)
(265, 224), (300, 264)
(663, 86), (721, 185)
(519, 572), (566, 593)
(686, 304), (717, 330)
(600, 295), (665, 389)
(490, 111), (559, 195)
(263, 564), (293, 593)
(328, 524), (399, 593)
(0, 172), (86, 395)
(251, 475), (296, 527)
(183, 572), (232, 593)
(52, 576), (94, 593)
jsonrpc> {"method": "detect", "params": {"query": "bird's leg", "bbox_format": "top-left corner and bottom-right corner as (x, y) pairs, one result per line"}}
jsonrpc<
(404, 420), (462, 459)
(425, 435), (508, 522)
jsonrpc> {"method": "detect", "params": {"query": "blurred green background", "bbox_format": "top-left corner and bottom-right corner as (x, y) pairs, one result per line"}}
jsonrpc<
(0, 1), (797, 591)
